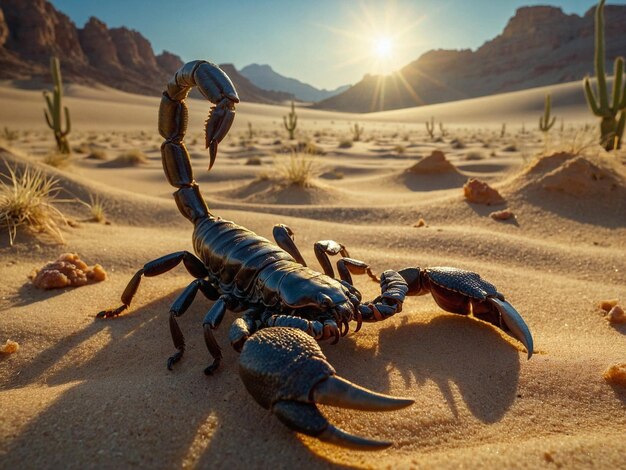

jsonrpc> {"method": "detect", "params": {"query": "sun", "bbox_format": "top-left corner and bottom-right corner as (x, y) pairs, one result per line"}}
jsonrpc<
(373, 36), (394, 59)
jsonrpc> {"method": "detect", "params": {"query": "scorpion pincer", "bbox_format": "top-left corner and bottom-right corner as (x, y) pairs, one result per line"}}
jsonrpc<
(98, 60), (534, 449)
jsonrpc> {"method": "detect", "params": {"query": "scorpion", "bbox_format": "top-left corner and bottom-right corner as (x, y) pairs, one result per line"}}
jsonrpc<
(98, 60), (534, 449)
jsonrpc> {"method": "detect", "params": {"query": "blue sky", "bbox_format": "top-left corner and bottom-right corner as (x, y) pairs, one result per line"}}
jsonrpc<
(50, 0), (614, 89)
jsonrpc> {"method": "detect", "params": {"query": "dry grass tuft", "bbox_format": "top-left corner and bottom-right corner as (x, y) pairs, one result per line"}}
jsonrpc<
(274, 152), (317, 187)
(43, 151), (72, 168)
(0, 166), (67, 245)
(112, 149), (148, 166)
(79, 194), (109, 223)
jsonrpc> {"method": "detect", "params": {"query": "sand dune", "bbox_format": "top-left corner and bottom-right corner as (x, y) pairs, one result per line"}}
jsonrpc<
(0, 80), (625, 469)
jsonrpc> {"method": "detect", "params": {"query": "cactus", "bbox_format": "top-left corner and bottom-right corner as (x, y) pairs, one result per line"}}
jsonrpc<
(351, 123), (364, 141)
(283, 100), (298, 140)
(425, 116), (435, 139)
(438, 121), (448, 138)
(583, 0), (626, 150)
(539, 94), (556, 132)
(43, 57), (71, 154)
(500, 123), (506, 138)
(247, 121), (254, 140)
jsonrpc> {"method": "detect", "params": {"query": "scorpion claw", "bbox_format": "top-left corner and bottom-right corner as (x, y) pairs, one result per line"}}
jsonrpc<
(205, 97), (236, 170)
(488, 297), (534, 359)
(239, 327), (413, 448)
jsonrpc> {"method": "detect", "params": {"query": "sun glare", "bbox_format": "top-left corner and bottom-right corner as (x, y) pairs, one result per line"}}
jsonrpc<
(373, 36), (394, 58)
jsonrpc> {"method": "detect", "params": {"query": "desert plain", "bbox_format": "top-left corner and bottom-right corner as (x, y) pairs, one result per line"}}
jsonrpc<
(0, 79), (625, 469)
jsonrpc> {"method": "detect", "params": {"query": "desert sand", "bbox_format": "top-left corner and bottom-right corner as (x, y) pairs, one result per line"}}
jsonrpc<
(0, 82), (625, 469)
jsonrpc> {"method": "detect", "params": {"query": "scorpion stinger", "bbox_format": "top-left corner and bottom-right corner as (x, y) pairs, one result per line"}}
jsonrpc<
(97, 60), (534, 450)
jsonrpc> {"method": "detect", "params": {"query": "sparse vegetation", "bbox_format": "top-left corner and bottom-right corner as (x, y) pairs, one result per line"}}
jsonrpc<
(43, 151), (71, 168)
(425, 116), (435, 139)
(245, 156), (262, 165)
(393, 144), (406, 154)
(583, 0), (626, 150)
(274, 152), (316, 187)
(338, 138), (353, 149)
(283, 100), (298, 139)
(539, 94), (556, 132)
(1, 126), (19, 143)
(86, 148), (108, 160)
(0, 165), (67, 245)
(351, 123), (364, 141)
(43, 57), (71, 154)
(112, 149), (148, 166)
(80, 193), (109, 223)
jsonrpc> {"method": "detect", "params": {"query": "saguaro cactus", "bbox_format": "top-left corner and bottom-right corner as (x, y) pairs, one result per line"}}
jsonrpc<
(425, 116), (435, 139)
(43, 57), (71, 154)
(539, 94), (556, 132)
(351, 123), (364, 141)
(583, 0), (626, 150)
(283, 100), (298, 140)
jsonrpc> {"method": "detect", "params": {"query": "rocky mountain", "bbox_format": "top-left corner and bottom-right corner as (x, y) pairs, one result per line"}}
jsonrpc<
(240, 63), (349, 102)
(0, 0), (291, 103)
(316, 5), (626, 112)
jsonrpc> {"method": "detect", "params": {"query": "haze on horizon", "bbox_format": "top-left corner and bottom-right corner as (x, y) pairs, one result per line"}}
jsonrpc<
(49, 0), (614, 90)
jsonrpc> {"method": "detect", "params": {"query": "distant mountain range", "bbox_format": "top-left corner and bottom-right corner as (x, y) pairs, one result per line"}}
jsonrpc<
(2, 1), (625, 112)
(239, 64), (350, 102)
(316, 5), (626, 112)
(0, 0), (292, 104)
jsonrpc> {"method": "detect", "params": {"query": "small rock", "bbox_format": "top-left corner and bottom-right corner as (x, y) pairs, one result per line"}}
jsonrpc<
(603, 363), (626, 386)
(490, 209), (515, 221)
(598, 299), (619, 312)
(1, 339), (19, 354)
(413, 218), (426, 228)
(606, 305), (626, 324)
(463, 178), (505, 205)
(29, 253), (107, 289)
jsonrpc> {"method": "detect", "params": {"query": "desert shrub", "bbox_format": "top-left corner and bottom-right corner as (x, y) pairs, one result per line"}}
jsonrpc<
(275, 152), (316, 187)
(80, 194), (109, 223)
(43, 152), (71, 168)
(464, 151), (485, 160)
(503, 144), (518, 152)
(112, 149), (148, 166)
(394, 144), (406, 155)
(85, 148), (108, 160)
(1, 126), (19, 143)
(451, 138), (466, 149)
(0, 165), (67, 245)
(338, 139), (353, 149)
(245, 156), (262, 165)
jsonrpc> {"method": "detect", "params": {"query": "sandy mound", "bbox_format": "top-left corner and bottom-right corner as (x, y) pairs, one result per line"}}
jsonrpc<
(509, 151), (626, 198)
(218, 178), (345, 205)
(406, 150), (457, 174)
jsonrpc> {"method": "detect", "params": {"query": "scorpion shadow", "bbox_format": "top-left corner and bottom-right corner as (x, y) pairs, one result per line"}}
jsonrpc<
(324, 313), (521, 424)
(1, 294), (353, 468)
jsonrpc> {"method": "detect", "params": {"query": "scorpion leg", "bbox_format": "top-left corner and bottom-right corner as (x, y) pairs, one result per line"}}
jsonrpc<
(314, 240), (350, 278)
(202, 295), (234, 375)
(239, 327), (414, 449)
(167, 279), (215, 370)
(97, 251), (208, 318)
(397, 267), (534, 359)
(264, 312), (340, 343)
(229, 308), (262, 352)
(336, 258), (379, 285)
(272, 224), (307, 266)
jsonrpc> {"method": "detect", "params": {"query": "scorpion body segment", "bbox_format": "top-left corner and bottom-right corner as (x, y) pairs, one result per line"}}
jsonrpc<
(98, 60), (535, 449)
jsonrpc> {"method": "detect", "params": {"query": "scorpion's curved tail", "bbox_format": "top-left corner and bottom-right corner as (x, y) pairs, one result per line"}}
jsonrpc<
(158, 61), (239, 223)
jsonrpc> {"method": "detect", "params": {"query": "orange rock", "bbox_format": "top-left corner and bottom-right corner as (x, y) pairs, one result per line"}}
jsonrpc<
(29, 253), (107, 289)
(606, 305), (626, 324)
(464, 178), (505, 205)
(413, 218), (426, 227)
(598, 299), (619, 312)
(0, 339), (19, 354)
(490, 209), (515, 221)
(604, 363), (626, 386)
